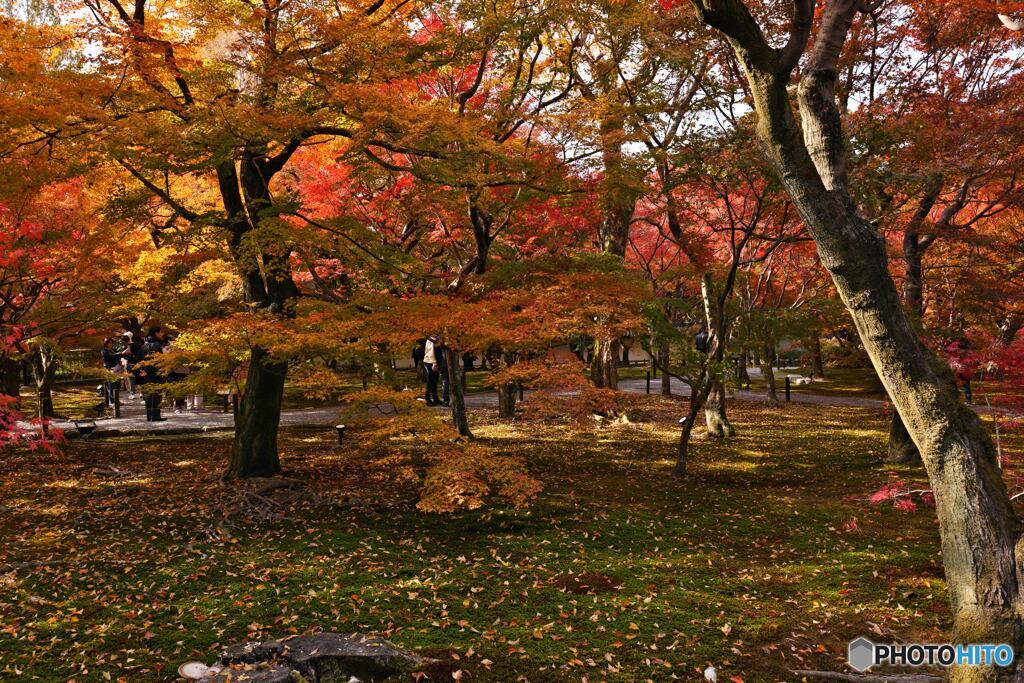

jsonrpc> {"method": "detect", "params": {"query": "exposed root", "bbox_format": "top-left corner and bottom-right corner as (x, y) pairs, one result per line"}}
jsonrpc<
(200, 477), (372, 542)
(78, 463), (133, 479)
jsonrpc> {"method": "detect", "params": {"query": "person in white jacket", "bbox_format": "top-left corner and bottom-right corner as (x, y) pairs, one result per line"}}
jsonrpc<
(422, 336), (441, 405)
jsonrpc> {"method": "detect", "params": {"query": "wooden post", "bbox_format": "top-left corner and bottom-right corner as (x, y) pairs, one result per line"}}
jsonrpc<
(785, 376), (791, 402)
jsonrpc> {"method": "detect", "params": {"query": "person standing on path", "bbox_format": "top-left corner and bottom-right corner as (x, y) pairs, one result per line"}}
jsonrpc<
(423, 335), (441, 406)
(100, 338), (121, 408)
(135, 327), (167, 421)
(123, 332), (143, 398)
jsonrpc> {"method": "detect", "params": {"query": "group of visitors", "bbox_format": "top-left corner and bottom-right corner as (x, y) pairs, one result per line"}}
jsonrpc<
(413, 335), (450, 407)
(100, 326), (202, 421)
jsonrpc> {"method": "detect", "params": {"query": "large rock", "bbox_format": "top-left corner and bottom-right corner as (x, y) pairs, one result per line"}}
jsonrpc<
(206, 632), (426, 682)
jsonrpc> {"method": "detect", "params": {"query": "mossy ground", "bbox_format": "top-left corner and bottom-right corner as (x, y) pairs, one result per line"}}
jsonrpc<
(2, 398), (1003, 682)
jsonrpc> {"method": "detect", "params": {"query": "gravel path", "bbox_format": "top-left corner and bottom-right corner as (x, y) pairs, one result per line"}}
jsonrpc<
(40, 370), (896, 439)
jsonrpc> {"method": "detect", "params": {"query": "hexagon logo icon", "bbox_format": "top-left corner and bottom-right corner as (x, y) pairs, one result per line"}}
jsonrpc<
(848, 637), (875, 672)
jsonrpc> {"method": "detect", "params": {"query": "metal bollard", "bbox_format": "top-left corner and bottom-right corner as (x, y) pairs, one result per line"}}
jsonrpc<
(646, 371), (651, 394)
(785, 376), (791, 402)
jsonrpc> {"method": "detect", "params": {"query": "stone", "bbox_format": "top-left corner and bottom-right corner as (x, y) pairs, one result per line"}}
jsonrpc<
(208, 632), (426, 683)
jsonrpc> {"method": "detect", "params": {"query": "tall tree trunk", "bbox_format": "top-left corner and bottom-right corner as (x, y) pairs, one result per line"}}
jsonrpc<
(591, 106), (638, 392)
(809, 337), (825, 378)
(497, 352), (517, 418)
(591, 339), (620, 389)
(736, 349), (751, 386)
(688, 3), (1024, 670)
(762, 345), (781, 407)
(226, 348), (286, 479)
(217, 157), (299, 480)
(498, 384), (516, 418)
(446, 347), (472, 438)
(659, 340), (671, 396)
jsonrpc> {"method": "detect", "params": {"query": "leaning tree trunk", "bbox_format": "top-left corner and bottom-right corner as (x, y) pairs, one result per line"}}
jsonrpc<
(687, 3), (1024, 671)
(446, 347), (472, 438)
(674, 380), (708, 478)
(226, 348), (286, 479)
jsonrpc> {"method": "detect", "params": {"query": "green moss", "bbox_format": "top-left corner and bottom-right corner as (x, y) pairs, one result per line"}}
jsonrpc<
(0, 402), (955, 681)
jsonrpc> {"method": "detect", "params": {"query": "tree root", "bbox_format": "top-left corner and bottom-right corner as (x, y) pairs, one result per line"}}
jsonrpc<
(199, 478), (372, 542)
(78, 463), (132, 479)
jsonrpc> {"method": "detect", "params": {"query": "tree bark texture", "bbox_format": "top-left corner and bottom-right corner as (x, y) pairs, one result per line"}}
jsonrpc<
(690, 2), (1024, 676)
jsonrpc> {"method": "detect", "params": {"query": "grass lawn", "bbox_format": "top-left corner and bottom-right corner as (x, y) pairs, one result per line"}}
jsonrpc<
(18, 385), (108, 421)
(0, 399), (971, 682)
